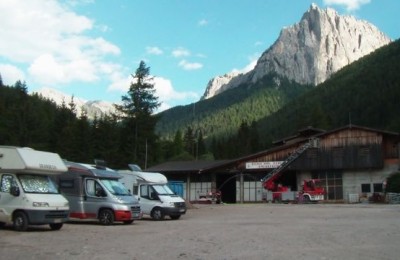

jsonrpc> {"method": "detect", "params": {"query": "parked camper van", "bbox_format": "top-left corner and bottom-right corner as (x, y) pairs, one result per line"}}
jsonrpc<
(0, 146), (69, 231)
(118, 165), (186, 220)
(56, 160), (141, 225)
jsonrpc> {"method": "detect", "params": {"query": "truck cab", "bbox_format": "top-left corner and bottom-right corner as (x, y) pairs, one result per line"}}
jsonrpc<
(118, 166), (186, 220)
(0, 146), (70, 231)
(56, 160), (142, 225)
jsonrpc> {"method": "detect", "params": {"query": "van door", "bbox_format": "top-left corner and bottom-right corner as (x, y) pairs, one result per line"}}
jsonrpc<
(84, 178), (107, 218)
(139, 184), (158, 215)
(0, 174), (20, 222)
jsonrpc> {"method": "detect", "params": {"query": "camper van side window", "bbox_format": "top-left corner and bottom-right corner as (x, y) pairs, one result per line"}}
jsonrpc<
(86, 179), (96, 196)
(86, 179), (105, 197)
(140, 185), (148, 198)
(132, 185), (138, 195)
(1, 175), (17, 192)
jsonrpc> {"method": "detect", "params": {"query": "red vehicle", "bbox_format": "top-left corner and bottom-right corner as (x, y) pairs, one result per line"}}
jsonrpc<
(262, 176), (325, 203)
(261, 139), (325, 203)
(298, 179), (325, 202)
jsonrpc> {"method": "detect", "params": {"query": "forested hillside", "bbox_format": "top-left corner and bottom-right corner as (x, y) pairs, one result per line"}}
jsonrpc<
(1, 40), (399, 165)
(257, 39), (400, 143)
(157, 39), (400, 158)
(156, 73), (312, 140)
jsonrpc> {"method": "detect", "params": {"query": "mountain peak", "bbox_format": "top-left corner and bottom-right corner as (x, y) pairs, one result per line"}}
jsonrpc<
(202, 4), (391, 100)
(32, 87), (116, 119)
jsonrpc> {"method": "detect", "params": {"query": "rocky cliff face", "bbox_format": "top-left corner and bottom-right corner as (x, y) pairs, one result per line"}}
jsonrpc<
(32, 87), (116, 119)
(202, 4), (391, 100)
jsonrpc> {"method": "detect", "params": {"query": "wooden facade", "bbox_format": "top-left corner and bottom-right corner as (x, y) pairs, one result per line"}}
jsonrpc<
(148, 125), (400, 203)
(239, 126), (398, 171)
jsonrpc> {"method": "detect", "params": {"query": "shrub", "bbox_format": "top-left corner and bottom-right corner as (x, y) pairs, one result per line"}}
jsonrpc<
(385, 172), (400, 193)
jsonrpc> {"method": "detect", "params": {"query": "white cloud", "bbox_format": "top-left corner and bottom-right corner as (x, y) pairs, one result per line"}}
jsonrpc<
(0, 64), (26, 85)
(107, 75), (199, 112)
(153, 77), (198, 101)
(0, 0), (120, 86)
(28, 54), (98, 85)
(146, 46), (163, 55)
(172, 47), (190, 58)
(107, 73), (131, 92)
(178, 60), (203, 71)
(153, 77), (199, 112)
(231, 58), (257, 74)
(323, 0), (370, 11)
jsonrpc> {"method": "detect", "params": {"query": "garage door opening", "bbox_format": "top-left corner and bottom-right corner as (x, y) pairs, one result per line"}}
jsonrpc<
(217, 173), (236, 203)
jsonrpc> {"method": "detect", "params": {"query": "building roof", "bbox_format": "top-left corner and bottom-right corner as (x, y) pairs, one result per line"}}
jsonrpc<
(272, 126), (326, 146)
(146, 124), (399, 174)
(145, 160), (234, 174)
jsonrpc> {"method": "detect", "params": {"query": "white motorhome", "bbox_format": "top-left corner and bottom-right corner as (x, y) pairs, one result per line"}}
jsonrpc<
(55, 160), (142, 225)
(0, 146), (70, 231)
(119, 165), (186, 220)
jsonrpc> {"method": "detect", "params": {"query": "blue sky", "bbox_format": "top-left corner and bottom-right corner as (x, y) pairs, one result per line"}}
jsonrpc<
(0, 0), (399, 111)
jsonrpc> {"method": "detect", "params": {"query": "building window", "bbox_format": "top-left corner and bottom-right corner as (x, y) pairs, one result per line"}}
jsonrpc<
(311, 171), (343, 200)
(373, 183), (383, 193)
(361, 183), (371, 193)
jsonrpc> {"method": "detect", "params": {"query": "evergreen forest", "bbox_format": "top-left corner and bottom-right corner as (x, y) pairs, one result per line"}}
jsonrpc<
(1, 39), (399, 168)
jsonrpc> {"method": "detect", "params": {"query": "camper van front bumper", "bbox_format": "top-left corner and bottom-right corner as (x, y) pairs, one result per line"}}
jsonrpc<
(113, 204), (142, 221)
(25, 209), (69, 224)
(163, 206), (186, 216)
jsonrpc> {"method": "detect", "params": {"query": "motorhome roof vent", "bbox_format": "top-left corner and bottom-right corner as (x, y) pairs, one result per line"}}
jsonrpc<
(94, 159), (107, 169)
(128, 164), (142, 171)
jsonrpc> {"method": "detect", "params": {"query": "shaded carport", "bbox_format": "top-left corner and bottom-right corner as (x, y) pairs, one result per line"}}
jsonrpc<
(145, 160), (241, 203)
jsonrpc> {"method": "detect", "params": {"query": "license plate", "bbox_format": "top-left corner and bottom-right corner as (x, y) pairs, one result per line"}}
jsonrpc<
(53, 219), (62, 223)
(179, 209), (185, 212)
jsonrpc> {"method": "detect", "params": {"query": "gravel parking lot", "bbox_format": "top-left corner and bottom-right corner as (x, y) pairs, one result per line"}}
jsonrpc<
(1, 203), (399, 260)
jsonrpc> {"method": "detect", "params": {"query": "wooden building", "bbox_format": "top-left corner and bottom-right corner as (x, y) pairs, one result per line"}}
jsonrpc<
(146, 125), (400, 203)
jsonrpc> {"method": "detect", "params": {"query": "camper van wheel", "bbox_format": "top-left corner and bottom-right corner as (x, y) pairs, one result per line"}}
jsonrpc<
(170, 215), (181, 220)
(123, 220), (134, 224)
(49, 223), (63, 230)
(98, 209), (114, 225)
(151, 207), (165, 220)
(13, 211), (28, 231)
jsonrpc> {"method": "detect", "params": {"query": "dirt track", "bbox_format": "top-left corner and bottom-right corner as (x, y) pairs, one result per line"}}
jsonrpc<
(1, 203), (399, 260)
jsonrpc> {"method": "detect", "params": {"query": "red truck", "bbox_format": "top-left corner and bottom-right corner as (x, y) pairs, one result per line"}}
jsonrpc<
(263, 177), (325, 203)
(261, 139), (325, 203)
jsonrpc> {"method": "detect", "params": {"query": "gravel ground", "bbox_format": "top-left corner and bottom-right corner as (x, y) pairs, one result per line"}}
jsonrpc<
(1, 203), (399, 260)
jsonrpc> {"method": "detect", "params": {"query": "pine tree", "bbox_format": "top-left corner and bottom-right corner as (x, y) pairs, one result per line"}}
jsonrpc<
(115, 61), (160, 167)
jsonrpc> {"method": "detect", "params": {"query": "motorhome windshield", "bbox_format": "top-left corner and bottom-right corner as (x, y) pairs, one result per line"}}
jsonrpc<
(18, 174), (59, 194)
(100, 179), (130, 196)
(152, 184), (175, 195)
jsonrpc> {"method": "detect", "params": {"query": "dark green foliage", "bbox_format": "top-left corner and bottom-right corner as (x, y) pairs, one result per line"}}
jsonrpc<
(385, 172), (400, 193)
(1, 40), (399, 165)
(114, 61), (161, 168)
(156, 72), (311, 143)
(258, 39), (400, 143)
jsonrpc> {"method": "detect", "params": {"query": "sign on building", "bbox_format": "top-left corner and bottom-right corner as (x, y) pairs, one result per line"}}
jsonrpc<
(245, 161), (283, 169)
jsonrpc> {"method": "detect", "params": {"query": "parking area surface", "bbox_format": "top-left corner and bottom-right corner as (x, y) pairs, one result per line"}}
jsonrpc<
(1, 203), (399, 260)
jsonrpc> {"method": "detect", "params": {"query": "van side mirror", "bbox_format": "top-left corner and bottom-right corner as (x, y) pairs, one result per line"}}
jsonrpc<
(10, 186), (20, 196)
(96, 189), (107, 197)
(150, 192), (158, 200)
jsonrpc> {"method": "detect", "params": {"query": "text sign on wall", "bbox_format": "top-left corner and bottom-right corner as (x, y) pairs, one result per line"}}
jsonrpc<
(245, 161), (283, 169)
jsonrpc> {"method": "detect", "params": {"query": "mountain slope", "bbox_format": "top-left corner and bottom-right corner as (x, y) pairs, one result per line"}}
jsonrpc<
(202, 4), (391, 100)
(257, 39), (400, 143)
(32, 87), (116, 118)
(156, 73), (311, 140)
